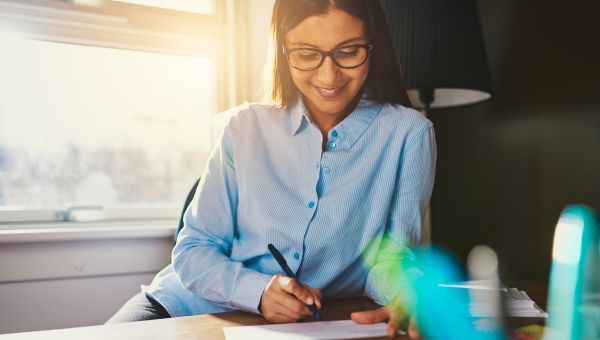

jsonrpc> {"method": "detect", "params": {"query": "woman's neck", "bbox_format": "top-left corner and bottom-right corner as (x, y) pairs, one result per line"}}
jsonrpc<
(303, 94), (361, 140)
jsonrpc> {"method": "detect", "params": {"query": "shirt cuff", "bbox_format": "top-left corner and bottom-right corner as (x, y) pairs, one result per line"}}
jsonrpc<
(231, 270), (273, 314)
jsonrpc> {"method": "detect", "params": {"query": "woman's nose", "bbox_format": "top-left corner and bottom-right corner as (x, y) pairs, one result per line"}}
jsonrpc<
(316, 56), (340, 85)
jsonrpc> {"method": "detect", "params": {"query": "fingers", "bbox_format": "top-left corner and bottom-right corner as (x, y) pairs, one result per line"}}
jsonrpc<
(306, 286), (322, 308)
(307, 286), (322, 300)
(407, 316), (420, 339)
(274, 291), (313, 319)
(387, 317), (400, 338)
(389, 314), (420, 339)
(261, 275), (322, 323)
(351, 307), (413, 338)
(351, 307), (390, 324)
(279, 276), (320, 306)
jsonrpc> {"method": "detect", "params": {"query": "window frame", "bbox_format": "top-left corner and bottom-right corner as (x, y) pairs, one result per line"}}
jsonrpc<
(0, 0), (241, 224)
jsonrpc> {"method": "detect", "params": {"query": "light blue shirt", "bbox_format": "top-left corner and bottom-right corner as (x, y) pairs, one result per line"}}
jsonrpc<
(143, 97), (436, 317)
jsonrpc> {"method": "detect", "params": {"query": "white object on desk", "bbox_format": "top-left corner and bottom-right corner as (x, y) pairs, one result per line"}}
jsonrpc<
(224, 320), (404, 340)
(437, 280), (549, 318)
(437, 279), (508, 292)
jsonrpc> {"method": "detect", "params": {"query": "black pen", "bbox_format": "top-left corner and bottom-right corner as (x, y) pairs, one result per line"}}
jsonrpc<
(267, 243), (323, 321)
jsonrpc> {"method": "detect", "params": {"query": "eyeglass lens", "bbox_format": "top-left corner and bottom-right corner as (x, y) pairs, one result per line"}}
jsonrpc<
(288, 45), (369, 70)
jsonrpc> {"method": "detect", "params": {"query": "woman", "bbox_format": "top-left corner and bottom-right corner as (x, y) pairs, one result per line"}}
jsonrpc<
(108, 0), (435, 337)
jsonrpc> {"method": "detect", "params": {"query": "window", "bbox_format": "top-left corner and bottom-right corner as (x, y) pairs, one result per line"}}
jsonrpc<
(111, 0), (214, 14)
(0, 0), (238, 224)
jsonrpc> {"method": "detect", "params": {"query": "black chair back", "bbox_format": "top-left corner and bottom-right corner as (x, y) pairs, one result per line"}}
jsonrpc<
(174, 177), (201, 244)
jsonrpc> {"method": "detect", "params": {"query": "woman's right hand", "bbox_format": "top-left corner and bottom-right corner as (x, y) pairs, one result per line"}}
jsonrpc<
(260, 274), (322, 323)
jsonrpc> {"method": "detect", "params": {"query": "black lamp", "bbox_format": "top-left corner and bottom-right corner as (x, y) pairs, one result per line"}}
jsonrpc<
(379, 0), (493, 244)
(380, 0), (494, 113)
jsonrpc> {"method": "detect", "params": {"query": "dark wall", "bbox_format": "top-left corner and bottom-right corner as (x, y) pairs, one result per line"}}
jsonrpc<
(430, 0), (600, 282)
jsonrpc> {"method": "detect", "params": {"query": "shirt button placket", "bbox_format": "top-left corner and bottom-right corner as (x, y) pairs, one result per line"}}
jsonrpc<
(328, 130), (339, 151)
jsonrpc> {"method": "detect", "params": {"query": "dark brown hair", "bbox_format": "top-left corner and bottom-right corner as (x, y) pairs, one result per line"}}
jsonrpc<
(267, 0), (412, 108)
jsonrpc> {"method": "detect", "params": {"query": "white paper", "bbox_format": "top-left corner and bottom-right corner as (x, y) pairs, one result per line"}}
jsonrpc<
(437, 280), (508, 292)
(436, 280), (548, 318)
(469, 303), (549, 318)
(223, 320), (404, 340)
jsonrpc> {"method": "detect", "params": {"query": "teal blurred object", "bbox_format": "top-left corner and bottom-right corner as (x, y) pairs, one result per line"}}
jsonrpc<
(403, 247), (505, 340)
(545, 205), (600, 340)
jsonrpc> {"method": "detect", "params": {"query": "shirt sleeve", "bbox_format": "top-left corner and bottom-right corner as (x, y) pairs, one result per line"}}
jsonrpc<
(171, 115), (272, 314)
(364, 123), (437, 306)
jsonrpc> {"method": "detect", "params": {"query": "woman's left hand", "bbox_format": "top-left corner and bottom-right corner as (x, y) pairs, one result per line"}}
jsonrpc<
(351, 304), (420, 339)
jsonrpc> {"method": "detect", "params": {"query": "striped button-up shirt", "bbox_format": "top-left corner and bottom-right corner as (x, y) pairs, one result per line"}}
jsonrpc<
(144, 97), (436, 317)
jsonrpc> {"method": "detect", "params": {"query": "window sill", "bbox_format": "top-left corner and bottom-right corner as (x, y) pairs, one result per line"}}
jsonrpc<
(0, 219), (177, 243)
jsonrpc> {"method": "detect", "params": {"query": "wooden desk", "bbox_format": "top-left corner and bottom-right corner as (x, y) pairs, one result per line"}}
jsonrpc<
(0, 297), (402, 340)
(0, 292), (548, 340)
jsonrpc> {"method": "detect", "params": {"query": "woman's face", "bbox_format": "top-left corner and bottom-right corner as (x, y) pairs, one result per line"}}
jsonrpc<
(284, 8), (370, 121)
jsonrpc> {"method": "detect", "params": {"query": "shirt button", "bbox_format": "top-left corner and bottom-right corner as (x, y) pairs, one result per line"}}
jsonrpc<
(294, 252), (300, 260)
(323, 167), (331, 174)
(328, 141), (336, 150)
(308, 201), (315, 208)
(331, 130), (339, 138)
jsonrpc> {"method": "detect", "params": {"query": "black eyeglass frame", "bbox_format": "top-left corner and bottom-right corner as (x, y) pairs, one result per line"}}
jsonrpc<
(282, 44), (373, 71)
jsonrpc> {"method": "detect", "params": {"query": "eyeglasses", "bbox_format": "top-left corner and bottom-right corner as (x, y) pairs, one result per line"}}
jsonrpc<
(283, 44), (373, 71)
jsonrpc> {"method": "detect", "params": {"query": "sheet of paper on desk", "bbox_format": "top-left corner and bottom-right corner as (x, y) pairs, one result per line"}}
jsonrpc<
(224, 320), (404, 340)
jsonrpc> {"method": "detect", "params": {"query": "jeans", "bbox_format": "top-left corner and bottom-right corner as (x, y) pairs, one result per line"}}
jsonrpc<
(105, 292), (170, 324)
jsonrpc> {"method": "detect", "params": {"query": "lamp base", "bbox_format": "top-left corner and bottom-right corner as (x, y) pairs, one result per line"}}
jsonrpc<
(407, 88), (492, 110)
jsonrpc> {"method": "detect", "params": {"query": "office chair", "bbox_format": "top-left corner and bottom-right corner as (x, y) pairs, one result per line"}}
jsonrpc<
(174, 177), (201, 244)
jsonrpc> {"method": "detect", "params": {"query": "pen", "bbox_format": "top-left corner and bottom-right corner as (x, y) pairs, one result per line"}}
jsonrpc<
(267, 243), (323, 321)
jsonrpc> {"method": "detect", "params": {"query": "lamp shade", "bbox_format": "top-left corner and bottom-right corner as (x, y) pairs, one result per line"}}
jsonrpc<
(380, 0), (493, 109)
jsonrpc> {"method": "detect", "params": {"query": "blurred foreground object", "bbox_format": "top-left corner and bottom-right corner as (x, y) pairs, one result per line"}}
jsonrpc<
(544, 205), (600, 340)
(401, 247), (505, 340)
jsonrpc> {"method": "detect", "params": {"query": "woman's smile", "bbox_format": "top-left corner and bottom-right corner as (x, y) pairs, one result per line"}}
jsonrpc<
(313, 84), (347, 99)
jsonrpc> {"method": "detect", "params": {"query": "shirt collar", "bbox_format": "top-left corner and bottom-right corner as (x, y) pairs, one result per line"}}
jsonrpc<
(287, 96), (383, 148)
(332, 98), (383, 149)
(289, 97), (311, 136)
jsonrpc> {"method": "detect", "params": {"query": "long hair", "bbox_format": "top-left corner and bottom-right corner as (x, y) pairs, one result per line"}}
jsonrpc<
(265, 0), (412, 108)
